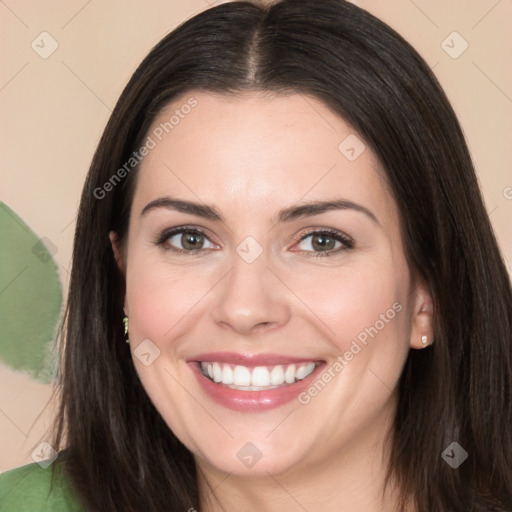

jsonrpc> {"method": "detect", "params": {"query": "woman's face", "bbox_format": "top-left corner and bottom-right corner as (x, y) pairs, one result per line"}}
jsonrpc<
(111, 90), (433, 477)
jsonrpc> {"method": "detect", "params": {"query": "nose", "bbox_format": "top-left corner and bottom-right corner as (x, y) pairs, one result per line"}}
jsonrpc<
(211, 251), (291, 336)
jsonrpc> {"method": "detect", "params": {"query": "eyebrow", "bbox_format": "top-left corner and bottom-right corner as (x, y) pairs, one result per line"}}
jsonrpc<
(140, 196), (379, 225)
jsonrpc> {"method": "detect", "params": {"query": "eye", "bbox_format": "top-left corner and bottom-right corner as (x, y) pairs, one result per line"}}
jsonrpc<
(155, 226), (217, 253)
(292, 228), (354, 258)
(154, 226), (353, 258)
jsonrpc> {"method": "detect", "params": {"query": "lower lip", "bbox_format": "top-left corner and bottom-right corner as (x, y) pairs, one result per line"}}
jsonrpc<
(190, 362), (325, 411)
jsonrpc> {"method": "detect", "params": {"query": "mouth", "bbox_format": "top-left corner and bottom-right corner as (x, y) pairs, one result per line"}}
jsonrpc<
(199, 361), (318, 391)
(189, 352), (325, 411)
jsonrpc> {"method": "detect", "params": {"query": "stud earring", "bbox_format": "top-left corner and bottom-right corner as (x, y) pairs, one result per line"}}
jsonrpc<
(421, 335), (428, 347)
(123, 316), (130, 344)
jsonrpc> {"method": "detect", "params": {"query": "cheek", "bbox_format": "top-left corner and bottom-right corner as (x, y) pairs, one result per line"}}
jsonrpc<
(293, 259), (410, 352)
(124, 252), (211, 343)
(292, 262), (411, 431)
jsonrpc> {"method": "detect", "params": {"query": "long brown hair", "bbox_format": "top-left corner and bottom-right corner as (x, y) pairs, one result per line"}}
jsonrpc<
(47, 1), (512, 510)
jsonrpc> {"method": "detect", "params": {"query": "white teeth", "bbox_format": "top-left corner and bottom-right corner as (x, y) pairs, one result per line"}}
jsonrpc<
(212, 362), (222, 383)
(227, 384), (280, 391)
(296, 362), (315, 380)
(200, 361), (317, 389)
(221, 364), (234, 384)
(270, 365), (285, 385)
(233, 365), (251, 386)
(285, 364), (296, 384)
(201, 362), (214, 379)
(251, 366), (270, 386)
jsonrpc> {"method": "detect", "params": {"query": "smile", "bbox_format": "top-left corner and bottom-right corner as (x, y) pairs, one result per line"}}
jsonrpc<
(200, 361), (317, 390)
(189, 352), (325, 411)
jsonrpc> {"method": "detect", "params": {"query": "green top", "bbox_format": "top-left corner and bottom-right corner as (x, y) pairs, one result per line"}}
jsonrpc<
(0, 461), (86, 511)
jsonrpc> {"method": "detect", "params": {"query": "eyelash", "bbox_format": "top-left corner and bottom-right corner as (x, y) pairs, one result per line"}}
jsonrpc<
(154, 226), (354, 258)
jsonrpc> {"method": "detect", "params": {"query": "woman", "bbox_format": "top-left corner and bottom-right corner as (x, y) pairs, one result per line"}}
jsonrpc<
(1, 0), (510, 510)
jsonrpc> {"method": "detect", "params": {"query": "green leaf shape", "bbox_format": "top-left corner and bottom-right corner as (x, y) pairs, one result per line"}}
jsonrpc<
(0, 202), (63, 383)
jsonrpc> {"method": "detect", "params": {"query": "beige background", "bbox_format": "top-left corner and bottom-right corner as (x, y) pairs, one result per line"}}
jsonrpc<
(0, 0), (511, 472)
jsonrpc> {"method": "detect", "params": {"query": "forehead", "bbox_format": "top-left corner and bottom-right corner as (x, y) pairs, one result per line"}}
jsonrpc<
(131, 90), (394, 225)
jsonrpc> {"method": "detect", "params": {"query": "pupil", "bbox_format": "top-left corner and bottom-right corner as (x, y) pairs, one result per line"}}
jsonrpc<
(183, 232), (203, 250)
(313, 234), (334, 251)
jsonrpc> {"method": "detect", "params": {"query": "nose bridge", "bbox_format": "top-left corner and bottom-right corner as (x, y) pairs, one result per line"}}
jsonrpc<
(211, 239), (290, 334)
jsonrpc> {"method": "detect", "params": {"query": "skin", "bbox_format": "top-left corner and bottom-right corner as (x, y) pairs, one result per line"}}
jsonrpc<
(110, 90), (433, 512)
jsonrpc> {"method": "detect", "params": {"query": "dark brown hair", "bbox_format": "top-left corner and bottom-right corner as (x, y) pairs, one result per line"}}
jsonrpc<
(47, 0), (512, 510)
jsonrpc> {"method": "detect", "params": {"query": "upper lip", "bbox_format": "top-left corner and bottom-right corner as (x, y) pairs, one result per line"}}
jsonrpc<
(189, 352), (322, 367)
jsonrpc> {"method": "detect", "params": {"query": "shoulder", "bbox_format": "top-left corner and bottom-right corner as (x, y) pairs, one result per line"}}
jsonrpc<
(0, 460), (86, 512)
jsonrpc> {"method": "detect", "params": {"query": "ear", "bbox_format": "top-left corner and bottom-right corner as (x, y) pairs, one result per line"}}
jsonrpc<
(409, 279), (434, 349)
(109, 231), (128, 314)
(109, 231), (125, 273)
